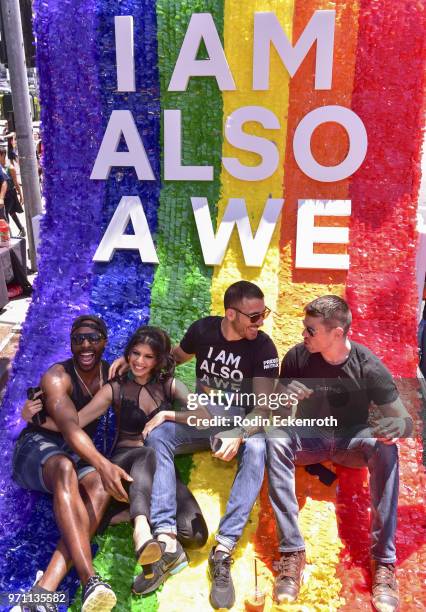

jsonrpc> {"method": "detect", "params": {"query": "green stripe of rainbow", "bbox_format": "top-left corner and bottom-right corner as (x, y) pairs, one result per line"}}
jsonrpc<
(152, 0), (225, 610)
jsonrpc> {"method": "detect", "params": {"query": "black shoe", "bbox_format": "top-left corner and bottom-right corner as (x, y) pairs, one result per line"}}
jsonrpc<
(208, 547), (235, 609)
(18, 228), (26, 238)
(81, 574), (117, 612)
(273, 550), (306, 603)
(10, 571), (59, 612)
(132, 540), (188, 596)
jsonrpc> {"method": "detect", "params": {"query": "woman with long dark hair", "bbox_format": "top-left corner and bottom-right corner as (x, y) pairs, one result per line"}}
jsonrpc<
(23, 326), (208, 570)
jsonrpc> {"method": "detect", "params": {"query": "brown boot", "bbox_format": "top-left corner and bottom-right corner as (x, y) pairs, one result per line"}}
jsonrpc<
(273, 550), (306, 603)
(371, 560), (399, 612)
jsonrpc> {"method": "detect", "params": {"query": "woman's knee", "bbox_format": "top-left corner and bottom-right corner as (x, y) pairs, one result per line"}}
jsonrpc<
(133, 446), (156, 473)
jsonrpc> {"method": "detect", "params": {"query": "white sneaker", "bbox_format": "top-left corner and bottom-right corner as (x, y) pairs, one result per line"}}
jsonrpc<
(81, 574), (117, 612)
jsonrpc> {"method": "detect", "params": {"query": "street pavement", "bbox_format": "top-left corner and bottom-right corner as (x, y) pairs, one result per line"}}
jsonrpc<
(0, 271), (34, 396)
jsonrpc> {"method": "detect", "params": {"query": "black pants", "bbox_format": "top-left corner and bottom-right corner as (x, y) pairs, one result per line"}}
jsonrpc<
(4, 196), (24, 233)
(99, 445), (208, 550)
(112, 445), (156, 520)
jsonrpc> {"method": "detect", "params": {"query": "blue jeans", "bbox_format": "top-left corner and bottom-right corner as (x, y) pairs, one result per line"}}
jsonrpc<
(145, 421), (266, 551)
(266, 428), (399, 563)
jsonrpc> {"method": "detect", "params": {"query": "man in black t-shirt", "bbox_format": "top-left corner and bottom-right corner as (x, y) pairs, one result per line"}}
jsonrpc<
(135, 281), (279, 609)
(267, 296), (413, 612)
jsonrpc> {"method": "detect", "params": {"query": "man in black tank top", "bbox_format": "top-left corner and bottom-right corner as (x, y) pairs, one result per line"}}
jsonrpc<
(12, 316), (130, 612)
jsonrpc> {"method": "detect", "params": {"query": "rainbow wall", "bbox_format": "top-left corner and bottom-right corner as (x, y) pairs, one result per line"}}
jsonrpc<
(0, 0), (425, 610)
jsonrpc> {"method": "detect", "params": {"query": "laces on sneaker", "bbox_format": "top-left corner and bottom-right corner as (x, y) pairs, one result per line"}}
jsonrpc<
(373, 563), (396, 589)
(83, 574), (112, 596)
(373, 563), (397, 593)
(274, 552), (303, 580)
(212, 555), (233, 587)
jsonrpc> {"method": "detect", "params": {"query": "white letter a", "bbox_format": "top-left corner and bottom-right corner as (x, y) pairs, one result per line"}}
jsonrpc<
(93, 196), (159, 263)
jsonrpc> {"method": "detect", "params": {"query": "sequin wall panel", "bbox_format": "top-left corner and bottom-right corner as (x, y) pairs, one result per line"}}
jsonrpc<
(0, 1), (424, 610)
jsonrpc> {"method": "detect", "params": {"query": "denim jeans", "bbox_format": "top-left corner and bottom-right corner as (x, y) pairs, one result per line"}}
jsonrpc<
(145, 420), (266, 551)
(266, 427), (399, 563)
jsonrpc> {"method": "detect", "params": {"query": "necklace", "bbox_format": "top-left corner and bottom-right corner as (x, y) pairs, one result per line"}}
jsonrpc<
(73, 361), (103, 398)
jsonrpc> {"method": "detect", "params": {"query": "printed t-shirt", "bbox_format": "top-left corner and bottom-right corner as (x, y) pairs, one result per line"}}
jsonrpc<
(180, 316), (279, 409)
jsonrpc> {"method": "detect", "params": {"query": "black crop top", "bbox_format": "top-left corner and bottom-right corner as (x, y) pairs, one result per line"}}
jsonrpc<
(109, 375), (174, 445)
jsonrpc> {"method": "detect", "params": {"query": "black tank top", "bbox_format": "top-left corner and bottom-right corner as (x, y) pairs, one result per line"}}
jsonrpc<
(109, 375), (173, 445)
(21, 358), (110, 441)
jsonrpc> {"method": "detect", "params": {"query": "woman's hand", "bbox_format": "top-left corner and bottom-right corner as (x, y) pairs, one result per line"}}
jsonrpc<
(108, 356), (129, 379)
(143, 411), (173, 439)
(21, 397), (43, 423)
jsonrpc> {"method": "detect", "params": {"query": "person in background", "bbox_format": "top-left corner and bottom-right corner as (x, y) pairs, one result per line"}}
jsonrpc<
(418, 301), (426, 377)
(7, 133), (18, 166)
(0, 144), (9, 222)
(0, 143), (25, 237)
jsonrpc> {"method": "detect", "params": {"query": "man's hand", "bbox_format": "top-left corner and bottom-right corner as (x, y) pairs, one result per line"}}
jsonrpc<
(287, 380), (313, 402)
(372, 416), (406, 445)
(97, 459), (133, 502)
(21, 397), (43, 422)
(108, 356), (129, 379)
(212, 432), (242, 462)
(143, 411), (172, 438)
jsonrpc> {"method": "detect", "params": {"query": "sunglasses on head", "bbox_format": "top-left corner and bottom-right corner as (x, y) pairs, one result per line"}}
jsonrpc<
(231, 306), (271, 324)
(71, 332), (104, 345)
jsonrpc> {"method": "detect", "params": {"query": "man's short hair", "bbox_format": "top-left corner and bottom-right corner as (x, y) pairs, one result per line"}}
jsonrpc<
(304, 295), (352, 334)
(71, 315), (108, 338)
(224, 281), (264, 309)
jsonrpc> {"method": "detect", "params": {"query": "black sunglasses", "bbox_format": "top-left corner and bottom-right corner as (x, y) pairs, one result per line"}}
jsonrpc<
(231, 306), (271, 324)
(71, 332), (104, 345)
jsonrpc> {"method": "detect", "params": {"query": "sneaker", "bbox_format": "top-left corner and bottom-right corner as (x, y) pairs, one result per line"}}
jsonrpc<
(208, 547), (235, 609)
(10, 571), (58, 612)
(371, 561), (399, 612)
(132, 540), (188, 596)
(273, 550), (306, 603)
(81, 574), (117, 612)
